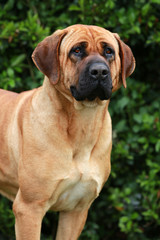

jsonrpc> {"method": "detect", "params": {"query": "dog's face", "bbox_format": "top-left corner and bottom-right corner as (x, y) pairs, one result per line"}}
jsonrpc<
(59, 25), (120, 102)
(32, 25), (135, 104)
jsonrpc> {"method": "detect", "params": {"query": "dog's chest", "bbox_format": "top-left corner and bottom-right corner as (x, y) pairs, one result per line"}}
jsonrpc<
(50, 150), (103, 212)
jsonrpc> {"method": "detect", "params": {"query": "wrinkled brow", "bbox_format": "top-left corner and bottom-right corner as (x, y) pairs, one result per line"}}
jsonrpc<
(100, 42), (115, 49)
(70, 41), (88, 50)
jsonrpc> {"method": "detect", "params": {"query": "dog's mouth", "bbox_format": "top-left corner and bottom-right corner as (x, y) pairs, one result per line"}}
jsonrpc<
(70, 61), (112, 102)
(70, 83), (112, 102)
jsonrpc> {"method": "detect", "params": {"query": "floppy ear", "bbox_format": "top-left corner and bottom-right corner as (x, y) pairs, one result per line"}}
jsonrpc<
(114, 34), (135, 88)
(32, 30), (67, 84)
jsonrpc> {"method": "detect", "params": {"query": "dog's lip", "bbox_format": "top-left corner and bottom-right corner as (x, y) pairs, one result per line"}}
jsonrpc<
(70, 84), (112, 102)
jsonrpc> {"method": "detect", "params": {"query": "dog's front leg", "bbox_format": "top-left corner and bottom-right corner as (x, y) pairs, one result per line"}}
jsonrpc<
(56, 209), (89, 240)
(13, 190), (46, 240)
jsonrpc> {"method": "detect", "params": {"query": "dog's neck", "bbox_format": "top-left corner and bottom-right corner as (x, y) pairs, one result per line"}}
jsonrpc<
(31, 77), (111, 154)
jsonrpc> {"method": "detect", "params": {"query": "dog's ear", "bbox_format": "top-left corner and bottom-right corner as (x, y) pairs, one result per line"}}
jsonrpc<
(32, 30), (67, 84)
(114, 33), (135, 88)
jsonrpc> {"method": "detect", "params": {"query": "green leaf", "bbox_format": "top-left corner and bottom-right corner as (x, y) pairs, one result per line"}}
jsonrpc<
(7, 68), (14, 77)
(69, 5), (81, 11)
(4, 0), (14, 11)
(155, 139), (160, 152)
(133, 125), (140, 133)
(142, 3), (150, 16)
(11, 54), (26, 67)
(151, 0), (160, 3)
(138, 137), (147, 144)
(131, 212), (139, 220)
(133, 114), (142, 124)
(118, 96), (130, 110)
(126, 220), (132, 231)
(115, 120), (127, 132)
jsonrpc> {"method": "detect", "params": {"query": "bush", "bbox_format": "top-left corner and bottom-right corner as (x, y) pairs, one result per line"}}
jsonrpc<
(0, 0), (160, 239)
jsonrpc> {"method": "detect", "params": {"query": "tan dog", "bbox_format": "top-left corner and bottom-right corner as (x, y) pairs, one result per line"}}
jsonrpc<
(0, 24), (135, 240)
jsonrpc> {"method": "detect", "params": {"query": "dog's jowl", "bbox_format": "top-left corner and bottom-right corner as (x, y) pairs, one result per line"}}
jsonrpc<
(0, 24), (135, 240)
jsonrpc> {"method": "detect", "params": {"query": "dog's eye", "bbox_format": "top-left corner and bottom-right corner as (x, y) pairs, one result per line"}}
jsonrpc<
(69, 44), (87, 60)
(105, 48), (112, 54)
(104, 47), (113, 56)
(73, 47), (82, 55)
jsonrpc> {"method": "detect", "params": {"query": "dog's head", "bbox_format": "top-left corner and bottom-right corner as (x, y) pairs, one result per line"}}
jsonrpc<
(32, 24), (135, 104)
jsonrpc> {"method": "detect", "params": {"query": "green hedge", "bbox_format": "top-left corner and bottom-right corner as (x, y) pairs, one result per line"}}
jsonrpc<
(0, 0), (160, 239)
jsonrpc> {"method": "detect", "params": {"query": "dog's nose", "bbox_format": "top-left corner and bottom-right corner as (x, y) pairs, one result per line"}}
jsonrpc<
(89, 63), (109, 80)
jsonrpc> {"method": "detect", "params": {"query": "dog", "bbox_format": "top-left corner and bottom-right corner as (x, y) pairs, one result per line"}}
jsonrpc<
(0, 24), (135, 239)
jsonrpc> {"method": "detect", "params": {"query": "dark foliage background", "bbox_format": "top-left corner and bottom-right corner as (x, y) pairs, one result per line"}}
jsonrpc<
(0, 0), (160, 239)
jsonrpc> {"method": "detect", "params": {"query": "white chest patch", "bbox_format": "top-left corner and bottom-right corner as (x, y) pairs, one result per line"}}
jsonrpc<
(52, 172), (99, 211)
(65, 183), (96, 210)
(50, 153), (103, 212)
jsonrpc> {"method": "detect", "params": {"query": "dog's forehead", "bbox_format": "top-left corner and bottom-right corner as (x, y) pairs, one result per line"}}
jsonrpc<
(61, 25), (119, 51)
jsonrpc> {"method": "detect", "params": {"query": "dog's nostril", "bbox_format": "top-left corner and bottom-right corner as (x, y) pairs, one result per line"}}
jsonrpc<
(102, 70), (108, 76)
(91, 69), (98, 76)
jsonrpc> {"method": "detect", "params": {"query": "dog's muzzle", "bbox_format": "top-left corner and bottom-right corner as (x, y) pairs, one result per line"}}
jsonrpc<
(70, 62), (112, 101)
